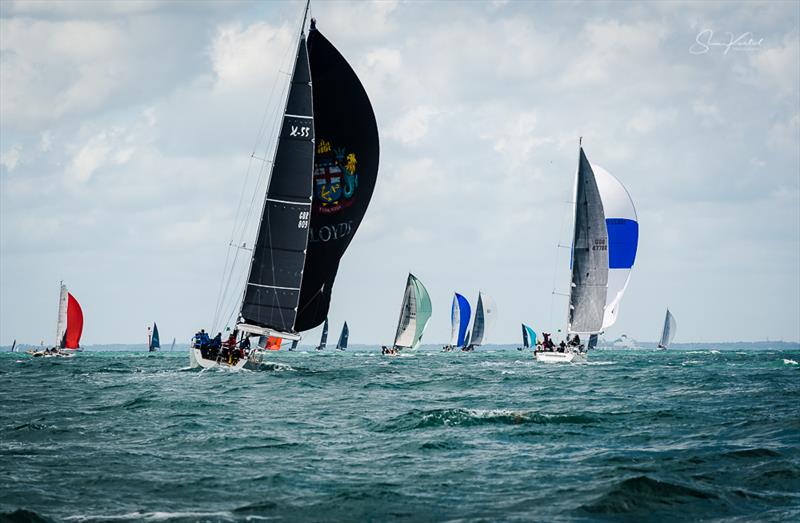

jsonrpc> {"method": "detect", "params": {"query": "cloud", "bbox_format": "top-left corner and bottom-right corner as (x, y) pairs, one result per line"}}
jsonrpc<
(386, 106), (440, 146)
(0, 144), (22, 172)
(626, 107), (677, 134)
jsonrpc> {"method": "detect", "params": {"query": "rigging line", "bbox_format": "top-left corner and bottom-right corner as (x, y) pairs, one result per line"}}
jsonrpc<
(548, 178), (574, 334)
(213, 245), (243, 333)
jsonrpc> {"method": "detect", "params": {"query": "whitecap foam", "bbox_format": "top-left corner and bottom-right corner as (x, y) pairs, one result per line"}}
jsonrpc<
(783, 358), (798, 365)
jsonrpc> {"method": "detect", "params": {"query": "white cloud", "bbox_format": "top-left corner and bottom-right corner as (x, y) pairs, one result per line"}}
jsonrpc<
(0, 144), (22, 172)
(626, 107), (677, 134)
(386, 106), (440, 146)
(748, 34), (800, 95)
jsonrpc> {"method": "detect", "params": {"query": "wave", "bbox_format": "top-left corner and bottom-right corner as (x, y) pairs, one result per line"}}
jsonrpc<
(375, 408), (598, 431)
(580, 475), (717, 515)
(784, 359), (798, 365)
(723, 448), (781, 459)
(1, 509), (53, 523)
(62, 510), (234, 521)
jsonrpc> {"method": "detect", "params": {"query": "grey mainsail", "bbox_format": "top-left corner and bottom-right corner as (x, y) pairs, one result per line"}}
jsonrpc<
(568, 147), (609, 334)
(317, 318), (329, 349)
(239, 31), (314, 336)
(658, 309), (677, 348)
(469, 292), (496, 347)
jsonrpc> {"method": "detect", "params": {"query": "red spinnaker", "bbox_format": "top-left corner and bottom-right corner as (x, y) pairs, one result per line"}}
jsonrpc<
(64, 293), (83, 349)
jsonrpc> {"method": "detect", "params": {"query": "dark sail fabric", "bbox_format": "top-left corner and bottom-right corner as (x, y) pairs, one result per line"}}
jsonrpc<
(336, 322), (349, 350)
(294, 24), (380, 331)
(568, 148), (609, 334)
(240, 35), (314, 333)
(150, 323), (160, 350)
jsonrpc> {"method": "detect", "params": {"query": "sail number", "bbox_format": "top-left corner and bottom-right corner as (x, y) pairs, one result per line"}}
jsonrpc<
(298, 210), (310, 229)
(290, 126), (310, 138)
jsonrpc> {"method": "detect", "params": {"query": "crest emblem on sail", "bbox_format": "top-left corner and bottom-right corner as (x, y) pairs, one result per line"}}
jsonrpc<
(295, 22), (380, 332)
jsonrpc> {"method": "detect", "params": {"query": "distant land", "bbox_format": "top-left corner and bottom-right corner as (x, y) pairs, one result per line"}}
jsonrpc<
(1, 341), (799, 352)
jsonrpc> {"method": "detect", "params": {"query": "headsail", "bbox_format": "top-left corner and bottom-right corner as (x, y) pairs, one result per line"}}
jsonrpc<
(239, 29), (314, 336)
(294, 21), (380, 331)
(336, 322), (349, 350)
(62, 292), (83, 349)
(393, 274), (432, 350)
(568, 147), (608, 334)
(449, 293), (471, 347)
(469, 292), (496, 347)
(658, 309), (677, 348)
(593, 165), (638, 330)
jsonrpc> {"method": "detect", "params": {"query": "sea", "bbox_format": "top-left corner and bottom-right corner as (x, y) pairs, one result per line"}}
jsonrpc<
(1, 345), (798, 522)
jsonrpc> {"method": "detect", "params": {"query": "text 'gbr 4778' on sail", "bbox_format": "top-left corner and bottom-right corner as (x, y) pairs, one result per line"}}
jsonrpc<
(227, 2), (379, 350)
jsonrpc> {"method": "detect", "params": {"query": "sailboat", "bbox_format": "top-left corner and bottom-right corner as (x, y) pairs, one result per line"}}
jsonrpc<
(315, 318), (329, 351)
(537, 140), (637, 362)
(28, 282), (83, 358)
(518, 324), (536, 350)
(10, 339), (16, 353)
(335, 322), (349, 350)
(388, 273), (432, 353)
(170, 337), (176, 351)
(443, 293), (470, 351)
(148, 323), (160, 352)
(190, 3), (379, 369)
(657, 309), (677, 349)
(463, 292), (495, 351)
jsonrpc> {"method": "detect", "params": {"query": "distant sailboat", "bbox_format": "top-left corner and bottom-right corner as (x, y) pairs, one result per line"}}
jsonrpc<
(390, 273), (432, 352)
(315, 319), (329, 351)
(148, 323), (160, 352)
(10, 339), (16, 353)
(443, 293), (470, 351)
(190, 2), (379, 370)
(518, 324), (536, 350)
(463, 292), (495, 351)
(335, 322), (349, 350)
(29, 282), (83, 358)
(657, 309), (677, 349)
(170, 337), (176, 351)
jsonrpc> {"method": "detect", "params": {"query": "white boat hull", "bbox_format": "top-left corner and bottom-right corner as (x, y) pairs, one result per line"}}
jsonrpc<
(534, 351), (586, 363)
(189, 348), (249, 371)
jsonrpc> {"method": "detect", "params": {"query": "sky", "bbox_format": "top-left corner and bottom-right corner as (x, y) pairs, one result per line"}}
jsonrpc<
(1, 0), (798, 346)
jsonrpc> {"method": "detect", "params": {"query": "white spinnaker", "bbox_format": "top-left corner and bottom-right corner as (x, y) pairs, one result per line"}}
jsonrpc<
(449, 294), (460, 346)
(593, 165), (638, 330)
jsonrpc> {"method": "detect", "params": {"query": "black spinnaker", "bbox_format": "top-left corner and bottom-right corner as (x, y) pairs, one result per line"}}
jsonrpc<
(294, 21), (380, 331)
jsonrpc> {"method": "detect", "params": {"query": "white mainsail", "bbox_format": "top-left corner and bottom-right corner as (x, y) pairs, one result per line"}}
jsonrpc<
(55, 282), (68, 347)
(658, 309), (677, 348)
(393, 274), (432, 350)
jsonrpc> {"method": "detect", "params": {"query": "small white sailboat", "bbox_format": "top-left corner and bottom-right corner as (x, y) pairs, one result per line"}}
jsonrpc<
(657, 309), (677, 349)
(335, 322), (348, 351)
(315, 319), (329, 351)
(463, 292), (495, 351)
(28, 282), (83, 358)
(387, 273), (432, 354)
(443, 292), (470, 351)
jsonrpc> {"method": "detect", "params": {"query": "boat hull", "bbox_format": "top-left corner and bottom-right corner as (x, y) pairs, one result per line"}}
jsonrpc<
(534, 351), (586, 363)
(189, 348), (248, 371)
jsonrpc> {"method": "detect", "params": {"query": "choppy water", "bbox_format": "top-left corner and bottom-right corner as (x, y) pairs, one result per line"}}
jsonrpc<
(1, 347), (799, 522)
